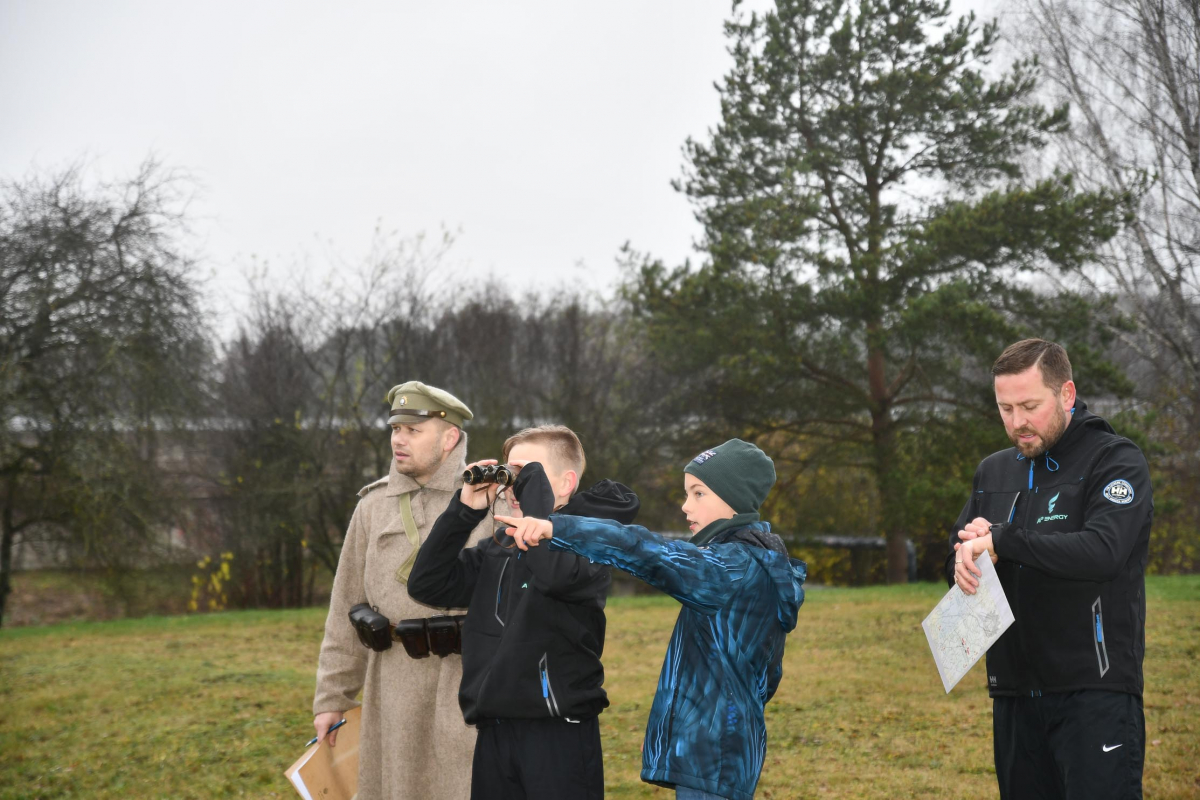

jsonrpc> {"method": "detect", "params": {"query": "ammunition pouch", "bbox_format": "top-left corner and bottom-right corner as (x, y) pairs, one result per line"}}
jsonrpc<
(348, 603), (466, 658)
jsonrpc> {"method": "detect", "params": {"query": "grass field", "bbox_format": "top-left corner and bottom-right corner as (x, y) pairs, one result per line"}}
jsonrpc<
(1, 577), (1197, 799)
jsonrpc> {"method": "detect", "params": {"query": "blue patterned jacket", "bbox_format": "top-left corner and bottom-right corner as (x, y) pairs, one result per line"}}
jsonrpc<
(549, 516), (807, 800)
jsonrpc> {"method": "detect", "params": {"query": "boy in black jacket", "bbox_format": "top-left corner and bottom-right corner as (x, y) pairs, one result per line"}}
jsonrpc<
(407, 425), (639, 800)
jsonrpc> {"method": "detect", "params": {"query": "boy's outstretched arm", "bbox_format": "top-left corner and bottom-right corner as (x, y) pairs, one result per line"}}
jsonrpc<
(497, 514), (747, 615)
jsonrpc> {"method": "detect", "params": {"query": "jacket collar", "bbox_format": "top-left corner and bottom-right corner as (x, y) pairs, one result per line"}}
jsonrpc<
(691, 512), (762, 546)
(386, 430), (469, 496)
(1025, 397), (1112, 463)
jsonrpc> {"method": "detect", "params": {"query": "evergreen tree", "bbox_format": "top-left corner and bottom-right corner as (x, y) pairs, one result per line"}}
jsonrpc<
(628, 0), (1130, 581)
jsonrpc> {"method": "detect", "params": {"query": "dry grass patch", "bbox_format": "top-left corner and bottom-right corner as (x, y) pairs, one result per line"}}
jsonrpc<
(0, 578), (1195, 799)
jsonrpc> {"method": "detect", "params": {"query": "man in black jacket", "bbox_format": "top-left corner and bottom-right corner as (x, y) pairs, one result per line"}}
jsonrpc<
(407, 425), (639, 800)
(951, 339), (1153, 800)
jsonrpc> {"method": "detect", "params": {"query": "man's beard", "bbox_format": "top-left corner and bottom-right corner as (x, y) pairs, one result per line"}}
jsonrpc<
(395, 438), (447, 482)
(1010, 404), (1068, 458)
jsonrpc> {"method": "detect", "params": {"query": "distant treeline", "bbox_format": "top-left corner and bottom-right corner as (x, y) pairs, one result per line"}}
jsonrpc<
(3, 0), (1197, 623)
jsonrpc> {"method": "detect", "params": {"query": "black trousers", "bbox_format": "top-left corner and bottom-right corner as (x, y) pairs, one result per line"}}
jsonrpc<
(993, 690), (1144, 800)
(471, 717), (603, 800)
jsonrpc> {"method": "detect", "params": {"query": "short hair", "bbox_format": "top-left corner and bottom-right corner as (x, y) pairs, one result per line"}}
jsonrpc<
(992, 339), (1073, 392)
(502, 425), (586, 484)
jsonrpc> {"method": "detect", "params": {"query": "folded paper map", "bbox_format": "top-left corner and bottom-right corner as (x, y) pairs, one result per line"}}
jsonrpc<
(922, 554), (1015, 693)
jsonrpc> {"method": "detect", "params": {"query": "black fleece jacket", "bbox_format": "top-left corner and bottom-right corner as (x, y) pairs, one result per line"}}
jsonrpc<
(407, 463), (639, 723)
(946, 398), (1153, 697)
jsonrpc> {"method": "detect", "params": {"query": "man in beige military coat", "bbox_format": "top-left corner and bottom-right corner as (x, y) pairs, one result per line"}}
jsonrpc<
(312, 381), (490, 800)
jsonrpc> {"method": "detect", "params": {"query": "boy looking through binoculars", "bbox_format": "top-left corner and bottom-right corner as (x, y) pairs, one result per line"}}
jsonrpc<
(408, 425), (640, 800)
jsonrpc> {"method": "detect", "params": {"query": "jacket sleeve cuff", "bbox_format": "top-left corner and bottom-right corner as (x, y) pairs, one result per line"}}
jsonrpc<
(449, 491), (488, 524)
(989, 522), (1011, 556)
(512, 462), (556, 518)
(313, 699), (361, 717)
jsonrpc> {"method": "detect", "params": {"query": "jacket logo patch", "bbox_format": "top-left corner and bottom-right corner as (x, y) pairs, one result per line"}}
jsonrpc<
(1037, 491), (1069, 525)
(1103, 479), (1134, 505)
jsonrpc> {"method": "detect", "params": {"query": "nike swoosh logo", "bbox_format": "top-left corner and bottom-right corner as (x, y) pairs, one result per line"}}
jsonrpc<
(1102, 744), (1123, 752)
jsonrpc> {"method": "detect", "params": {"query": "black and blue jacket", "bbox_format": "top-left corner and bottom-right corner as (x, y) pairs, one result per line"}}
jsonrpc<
(548, 516), (807, 800)
(946, 398), (1153, 697)
(407, 464), (639, 723)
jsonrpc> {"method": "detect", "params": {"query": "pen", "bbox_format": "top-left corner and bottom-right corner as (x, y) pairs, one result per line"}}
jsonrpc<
(305, 717), (347, 747)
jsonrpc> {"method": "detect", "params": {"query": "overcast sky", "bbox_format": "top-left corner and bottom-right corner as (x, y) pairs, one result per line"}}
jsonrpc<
(0, 0), (997, 334)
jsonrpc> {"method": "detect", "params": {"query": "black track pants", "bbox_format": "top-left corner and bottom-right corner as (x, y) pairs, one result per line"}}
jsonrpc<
(993, 691), (1144, 800)
(471, 717), (603, 800)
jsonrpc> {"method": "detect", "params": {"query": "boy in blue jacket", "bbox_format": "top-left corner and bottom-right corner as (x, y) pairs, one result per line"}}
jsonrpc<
(498, 438), (806, 800)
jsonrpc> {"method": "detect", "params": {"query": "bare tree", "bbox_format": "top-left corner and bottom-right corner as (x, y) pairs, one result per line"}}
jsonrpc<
(205, 230), (453, 607)
(1018, 0), (1198, 369)
(205, 230), (690, 609)
(0, 161), (208, 625)
(1015, 0), (1200, 568)
(439, 286), (687, 529)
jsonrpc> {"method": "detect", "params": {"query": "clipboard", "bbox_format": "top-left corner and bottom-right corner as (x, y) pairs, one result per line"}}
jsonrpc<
(285, 706), (361, 800)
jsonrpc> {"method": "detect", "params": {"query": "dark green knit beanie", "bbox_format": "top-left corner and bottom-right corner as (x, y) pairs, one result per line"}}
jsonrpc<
(683, 439), (776, 514)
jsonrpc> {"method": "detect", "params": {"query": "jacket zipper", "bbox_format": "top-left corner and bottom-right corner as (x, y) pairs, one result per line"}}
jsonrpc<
(664, 666), (682, 761)
(494, 559), (508, 627)
(538, 653), (561, 717)
(1092, 598), (1110, 677)
(1013, 459), (1032, 688)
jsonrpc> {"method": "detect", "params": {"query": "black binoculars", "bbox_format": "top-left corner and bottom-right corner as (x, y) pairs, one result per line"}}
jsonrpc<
(463, 464), (517, 486)
(348, 603), (465, 658)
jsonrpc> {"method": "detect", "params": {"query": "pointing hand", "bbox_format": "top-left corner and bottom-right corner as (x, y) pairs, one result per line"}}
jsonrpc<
(494, 515), (553, 551)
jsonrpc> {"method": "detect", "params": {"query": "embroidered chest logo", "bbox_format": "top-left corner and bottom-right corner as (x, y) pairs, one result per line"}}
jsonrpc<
(1103, 479), (1134, 505)
(1037, 491), (1069, 525)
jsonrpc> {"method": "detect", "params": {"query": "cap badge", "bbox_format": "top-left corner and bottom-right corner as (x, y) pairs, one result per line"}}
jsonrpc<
(398, 396), (408, 406)
(692, 449), (717, 464)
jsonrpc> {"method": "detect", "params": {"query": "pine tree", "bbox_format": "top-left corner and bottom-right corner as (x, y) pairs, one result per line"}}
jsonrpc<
(629, 0), (1130, 581)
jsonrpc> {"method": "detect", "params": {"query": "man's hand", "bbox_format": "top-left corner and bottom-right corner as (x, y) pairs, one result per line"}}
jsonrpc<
(460, 459), (499, 510)
(957, 516), (992, 541)
(314, 711), (344, 747)
(954, 534), (997, 595)
(494, 514), (553, 551)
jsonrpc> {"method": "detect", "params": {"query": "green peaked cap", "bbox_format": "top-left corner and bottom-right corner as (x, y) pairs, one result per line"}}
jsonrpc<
(385, 381), (473, 428)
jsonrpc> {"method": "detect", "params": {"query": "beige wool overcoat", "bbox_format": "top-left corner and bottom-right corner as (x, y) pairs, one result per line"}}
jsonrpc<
(313, 435), (490, 800)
